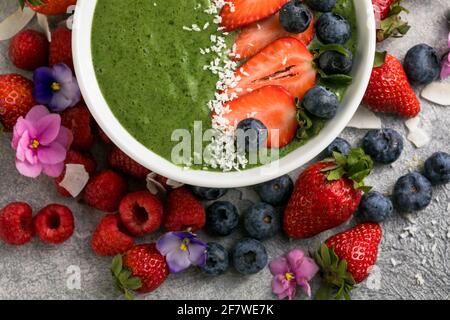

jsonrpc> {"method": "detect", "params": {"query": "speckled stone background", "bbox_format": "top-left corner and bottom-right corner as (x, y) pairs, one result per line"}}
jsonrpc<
(0, 0), (449, 300)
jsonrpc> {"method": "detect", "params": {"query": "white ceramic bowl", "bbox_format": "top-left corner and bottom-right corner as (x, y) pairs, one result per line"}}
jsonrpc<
(73, 0), (376, 188)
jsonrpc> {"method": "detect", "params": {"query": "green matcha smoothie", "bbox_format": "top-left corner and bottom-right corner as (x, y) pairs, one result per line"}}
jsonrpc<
(92, 0), (217, 161)
(91, 0), (358, 170)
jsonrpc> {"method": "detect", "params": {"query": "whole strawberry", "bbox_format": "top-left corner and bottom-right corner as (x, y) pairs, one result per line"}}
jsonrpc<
(372, 0), (410, 41)
(314, 222), (382, 299)
(91, 214), (134, 256)
(84, 170), (128, 212)
(164, 187), (205, 232)
(26, 0), (77, 16)
(33, 204), (74, 244)
(0, 74), (36, 131)
(364, 52), (420, 118)
(284, 149), (373, 239)
(108, 147), (150, 179)
(0, 202), (34, 245)
(49, 26), (73, 71)
(54, 150), (97, 197)
(61, 103), (94, 150)
(9, 29), (49, 71)
(112, 244), (169, 299)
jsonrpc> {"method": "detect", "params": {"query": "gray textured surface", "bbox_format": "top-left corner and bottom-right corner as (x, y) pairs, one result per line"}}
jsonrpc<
(0, 0), (449, 300)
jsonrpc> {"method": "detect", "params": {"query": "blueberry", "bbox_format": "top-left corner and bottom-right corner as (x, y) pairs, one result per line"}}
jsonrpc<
(231, 238), (268, 275)
(404, 44), (440, 85)
(424, 152), (450, 185)
(324, 137), (351, 157)
(205, 201), (239, 236)
(279, 1), (313, 33)
(318, 49), (353, 75)
(315, 13), (351, 44)
(236, 118), (268, 152)
(362, 129), (404, 164)
(201, 242), (229, 276)
(358, 191), (393, 222)
(190, 186), (228, 200)
(302, 86), (339, 119)
(393, 172), (432, 212)
(244, 203), (280, 240)
(305, 0), (336, 12)
(255, 175), (293, 206)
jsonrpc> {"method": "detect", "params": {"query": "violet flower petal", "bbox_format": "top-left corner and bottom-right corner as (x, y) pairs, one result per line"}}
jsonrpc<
(49, 90), (74, 112)
(156, 232), (183, 256)
(188, 241), (207, 267)
(272, 275), (296, 300)
(25, 105), (49, 123)
(440, 54), (450, 79)
(166, 250), (191, 273)
(52, 63), (74, 83)
(269, 257), (289, 276)
(35, 114), (61, 145)
(286, 249), (305, 268)
(297, 278), (313, 298)
(15, 159), (43, 178)
(41, 162), (64, 178)
(54, 127), (73, 149)
(294, 256), (319, 282)
(37, 143), (67, 165)
(33, 67), (54, 104)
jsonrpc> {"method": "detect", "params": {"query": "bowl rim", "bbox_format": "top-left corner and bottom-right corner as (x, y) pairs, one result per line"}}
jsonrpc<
(72, 0), (376, 188)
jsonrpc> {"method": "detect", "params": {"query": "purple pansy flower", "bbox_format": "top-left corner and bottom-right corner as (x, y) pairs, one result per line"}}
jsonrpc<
(33, 63), (81, 112)
(269, 249), (319, 300)
(441, 33), (450, 79)
(12, 105), (73, 178)
(156, 232), (207, 273)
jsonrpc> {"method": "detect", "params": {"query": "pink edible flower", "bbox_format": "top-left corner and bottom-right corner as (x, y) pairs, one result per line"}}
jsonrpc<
(269, 249), (319, 300)
(12, 105), (72, 178)
(441, 33), (450, 79)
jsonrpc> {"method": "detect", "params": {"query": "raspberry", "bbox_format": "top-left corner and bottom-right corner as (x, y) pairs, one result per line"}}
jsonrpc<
(9, 29), (49, 71)
(84, 170), (128, 212)
(164, 187), (206, 232)
(0, 202), (34, 245)
(49, 26), (73, 71)
(91, 214), (134, 256)
(61, 103), (94, 150)
(107, 147), (150, 179)
(97, 127), (112, 145)
(54, 150), (97, 197)
(33, 204), (74, 244)
(119, 191), (163, 236)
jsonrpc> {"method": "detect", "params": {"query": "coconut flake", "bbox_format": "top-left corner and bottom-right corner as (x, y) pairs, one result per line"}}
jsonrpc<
(36, 14), (51, 42)
(166, 178), (184, 189)
(405, 117), (431, 148)
(421, 81), (450, 106)
(146, 172), (167, 196)
(58, 164), (90, 197)
(0, 7), (35, 41)
(415, 273), (425, 286)
(347, 106), (382, 129)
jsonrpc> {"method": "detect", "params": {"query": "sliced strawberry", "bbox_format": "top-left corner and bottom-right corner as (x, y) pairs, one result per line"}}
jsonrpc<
(228, 37), (316, 100)
(233, 13), (315, 61)
(220, 0), (290, 32)
(221, 85), (298, 148)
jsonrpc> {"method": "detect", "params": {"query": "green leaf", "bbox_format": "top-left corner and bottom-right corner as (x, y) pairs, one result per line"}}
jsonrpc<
(373, 51), (387, 68)
(126, 277), (142, 291)
(332, 151), (347, 166)
(111, 255), (123, 278)
(337, 259), (348, 277)
(315, 283), (332, 300)
(118, 270), (132, 285)
(318, 44), (350, 57)
(124, 290), (134, 301)
(317, 69), (353, 85)
(326, 167), (345, 181)
(320, 244), (331, 266)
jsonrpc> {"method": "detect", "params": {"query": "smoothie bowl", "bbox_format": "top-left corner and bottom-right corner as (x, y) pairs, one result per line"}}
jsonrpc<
(73, 0), (375, 188)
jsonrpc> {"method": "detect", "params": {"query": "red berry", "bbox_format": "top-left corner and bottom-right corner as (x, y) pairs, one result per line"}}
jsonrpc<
(91, 214), (134, 256)
(164, 187), (205, 232)
(60, 103), (94, 150)
(122, 244), (169, 293)
(54, 150), (97, 197)
(33, 204), (74, 244)
(9, 29), (49, 71)
(49, 26), (73, 71)
(84, 170), (128, 212)
(0, 74), (36, 131)
(97, 127), (112, 145)
(107, 147), (150, 179)
(0, 202), (34, 245)
(27, 0), (77, 16)
(119, 191), (163, 236)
